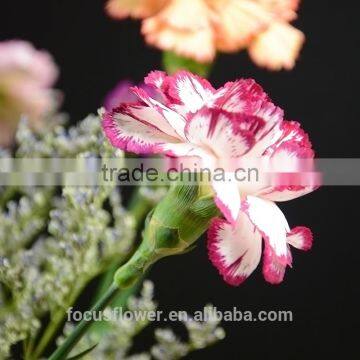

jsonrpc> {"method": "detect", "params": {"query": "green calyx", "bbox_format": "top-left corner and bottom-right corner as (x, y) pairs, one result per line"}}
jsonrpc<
(114, 182), (219, 288)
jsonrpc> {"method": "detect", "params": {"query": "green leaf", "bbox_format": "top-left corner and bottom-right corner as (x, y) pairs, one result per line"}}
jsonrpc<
(91, 275), (145, 337)
(66, 343), (98, 360)
(162, 51), (212, 77)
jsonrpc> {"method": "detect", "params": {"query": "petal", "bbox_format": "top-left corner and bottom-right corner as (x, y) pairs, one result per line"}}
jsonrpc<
(163, 70), (216, 113)
(131, 86), (187, 139)
(260, 186), (315, 202)
(141, 0), (215, 63)
(262, 238), (292, 284)
(244, 197), (293, 285)
(214, 79), (284, 142)
(160, 143), (211, 158)
(257, 0), (300, 21)
(212, 178), (241, 224)
(207, 214), (262, 286)
(287, 226), (313, 251)
(268, 120), (313, 153)
(215, 79), (268, 113)
(101, 105), (180, 154)
(183, 108), (248, 222)
(153, 0), (210, 30)
(246, 123), (283, 157)
(106, 0), (166, 19)
(258, 121), (316, 201)
(209, 0), (271, 52)
(144, 70), (167, 90)
(144, 70), (179, 107)
(245, 196), (290, 259)
(126, 101), (182, 139)
(249, 22), (305, 71)
(185, 107), (252, 158)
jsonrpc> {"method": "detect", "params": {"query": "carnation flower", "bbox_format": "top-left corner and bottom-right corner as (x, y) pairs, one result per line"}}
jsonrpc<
(0, 40), (59, 147)
(106, 0), (304, 69)
(102, 70), (316, 286)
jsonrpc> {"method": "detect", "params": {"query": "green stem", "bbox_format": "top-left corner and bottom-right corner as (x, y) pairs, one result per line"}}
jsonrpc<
(162, 51), (213, 77)
(93, 187), (154, 303)
(48, 283), (120, 360)
(31, 307), (67, 359)
(127, 187), (154, 225)
(90, 274), (145, 337)
(31, 281), (88, 359)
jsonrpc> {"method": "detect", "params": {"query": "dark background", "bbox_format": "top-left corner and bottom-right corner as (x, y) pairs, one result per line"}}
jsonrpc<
(1, 1), (359, 359)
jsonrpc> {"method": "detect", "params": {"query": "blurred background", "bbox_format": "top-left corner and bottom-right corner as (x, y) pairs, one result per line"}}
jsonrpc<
(1, 0), (359, 358)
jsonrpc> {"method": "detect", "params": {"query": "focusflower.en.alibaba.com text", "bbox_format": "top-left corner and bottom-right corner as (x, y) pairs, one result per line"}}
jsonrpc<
(67, 307), (293, 323)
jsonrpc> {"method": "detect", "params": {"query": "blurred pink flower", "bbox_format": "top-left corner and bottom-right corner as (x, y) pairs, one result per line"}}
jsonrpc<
(102, 70), (317, 286)
(0, 40), (59, 147)
(106, 0), (304, 69)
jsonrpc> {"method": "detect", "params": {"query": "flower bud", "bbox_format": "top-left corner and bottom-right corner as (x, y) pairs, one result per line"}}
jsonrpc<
(114, 181), (218, 288)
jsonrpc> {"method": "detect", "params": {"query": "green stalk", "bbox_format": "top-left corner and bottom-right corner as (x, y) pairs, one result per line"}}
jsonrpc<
(48, 283), (119, 360)
(93, 186), (156, 303)
(162, 51), (213, 77)
(31, 281), (87, 359)
(127, 187), (155, 225)
(90, 273), (145, 338)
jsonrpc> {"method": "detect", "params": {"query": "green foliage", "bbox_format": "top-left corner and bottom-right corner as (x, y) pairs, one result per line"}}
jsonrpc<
(162, 51), (212, 77)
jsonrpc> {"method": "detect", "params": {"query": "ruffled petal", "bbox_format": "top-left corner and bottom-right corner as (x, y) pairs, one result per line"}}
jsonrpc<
(161, 70), (216, 113)
(160, 142), (210, 158)
(215, 79), (283, 129)
(249, 21), (305, 70)
(287, 226), (313, 251)
(214, 79), (284, 157)
(185, 107), (252, 158)
(184, 108), (255, 222)
(207, 213), (262, 286)
(209, 0), (271, 52)
(131, 86), (186, 138)
(212, 178), (241, 224)
(101, 105), (180, 154)
(142, 0), (215, 63)
(106, 0), (166, 19)
(258, 121), (317, 201)
(257, 0), (300, 21)
(267, 120), (313, 152)
(244, 195), (293, 284)
(262, 238), (292, 284)
(144, 70), (167, 90)
(260, 186), (315, 202)
(245, 196), (290, 259)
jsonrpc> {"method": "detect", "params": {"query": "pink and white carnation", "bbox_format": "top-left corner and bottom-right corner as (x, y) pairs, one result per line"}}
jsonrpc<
(102, 70), (317, 286)
(0, 40), (59, 147)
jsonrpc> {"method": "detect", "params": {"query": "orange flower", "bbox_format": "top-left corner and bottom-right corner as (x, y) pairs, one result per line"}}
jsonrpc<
(106, 0), (305, 70)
